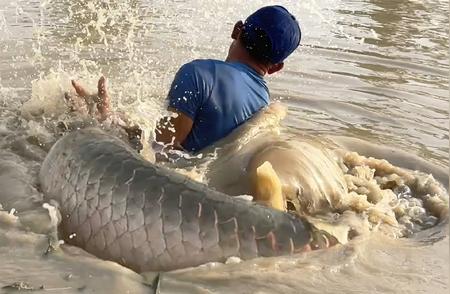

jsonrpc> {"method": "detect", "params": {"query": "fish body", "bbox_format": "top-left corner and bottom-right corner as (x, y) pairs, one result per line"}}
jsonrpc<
(39, 128), (312, 272)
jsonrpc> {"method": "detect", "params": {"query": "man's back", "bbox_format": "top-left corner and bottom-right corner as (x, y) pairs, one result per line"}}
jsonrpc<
(168, 59), (269, 152)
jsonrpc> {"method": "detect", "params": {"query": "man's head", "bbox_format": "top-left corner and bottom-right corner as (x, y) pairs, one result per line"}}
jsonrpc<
(228, 6), (301, 75)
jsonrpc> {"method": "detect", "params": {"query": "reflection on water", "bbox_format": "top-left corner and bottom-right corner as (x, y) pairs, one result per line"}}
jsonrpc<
(0, 0), (448, 293)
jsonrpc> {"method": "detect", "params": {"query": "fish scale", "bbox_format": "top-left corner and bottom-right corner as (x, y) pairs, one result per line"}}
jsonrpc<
(40, 128), (313, 272)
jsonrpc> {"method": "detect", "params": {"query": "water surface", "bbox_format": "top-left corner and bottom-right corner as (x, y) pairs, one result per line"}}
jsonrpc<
(0, 0), (448, 293)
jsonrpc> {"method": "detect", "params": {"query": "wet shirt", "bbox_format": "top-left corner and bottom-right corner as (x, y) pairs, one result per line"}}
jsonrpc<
(168, 59), (269, 152)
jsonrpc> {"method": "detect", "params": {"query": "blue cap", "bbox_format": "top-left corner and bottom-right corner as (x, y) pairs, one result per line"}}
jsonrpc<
(242, 6), (301, 64)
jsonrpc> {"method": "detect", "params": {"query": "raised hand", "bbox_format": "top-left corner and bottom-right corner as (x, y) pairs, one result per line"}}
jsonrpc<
(64, 76), (147, 153)
(65, 76), (111, 122)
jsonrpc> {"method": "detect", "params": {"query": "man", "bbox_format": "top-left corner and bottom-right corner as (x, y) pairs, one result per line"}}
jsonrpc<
(71, 5), (301, 153)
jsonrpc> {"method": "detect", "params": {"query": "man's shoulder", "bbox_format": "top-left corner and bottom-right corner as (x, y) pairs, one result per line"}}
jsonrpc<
(180, 59), (224, 74)
(177, 59), (228, 86)
(184, 59), (224, 67)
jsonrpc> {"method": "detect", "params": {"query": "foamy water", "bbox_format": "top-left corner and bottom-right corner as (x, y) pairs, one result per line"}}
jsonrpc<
(0, 0), (448, 293)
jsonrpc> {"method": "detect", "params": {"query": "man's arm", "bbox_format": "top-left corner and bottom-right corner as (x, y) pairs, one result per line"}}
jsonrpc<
(157, 61), (205, 150)
(154, 108), (193, 150)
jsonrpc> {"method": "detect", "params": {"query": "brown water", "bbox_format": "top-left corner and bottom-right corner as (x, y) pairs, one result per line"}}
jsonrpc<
(0, 0), (448, 293)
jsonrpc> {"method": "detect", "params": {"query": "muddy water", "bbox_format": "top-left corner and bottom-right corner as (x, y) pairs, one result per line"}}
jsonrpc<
(0, 0), (448, 293)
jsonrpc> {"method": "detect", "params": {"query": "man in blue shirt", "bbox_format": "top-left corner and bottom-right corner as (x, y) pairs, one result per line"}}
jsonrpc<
(70, 5), (301, 153)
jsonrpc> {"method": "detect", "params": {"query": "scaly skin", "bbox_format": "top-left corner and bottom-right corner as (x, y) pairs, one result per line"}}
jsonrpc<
(39, 128), (313, 272)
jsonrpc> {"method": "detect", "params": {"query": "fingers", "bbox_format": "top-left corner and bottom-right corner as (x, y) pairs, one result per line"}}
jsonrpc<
(68, 77), (111, 121)
(97, 76), (110, 104)
(96, 76), (109, 104)
(71, 80), (90, 97)
(96, 76), (111, 121)
(97, 76), (107, 97)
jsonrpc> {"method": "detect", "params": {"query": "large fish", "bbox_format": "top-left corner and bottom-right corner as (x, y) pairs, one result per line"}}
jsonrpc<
(39, 128), (315, 272)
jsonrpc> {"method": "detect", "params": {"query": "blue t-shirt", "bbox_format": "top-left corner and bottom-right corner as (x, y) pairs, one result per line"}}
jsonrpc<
(168, 59), (269, 152)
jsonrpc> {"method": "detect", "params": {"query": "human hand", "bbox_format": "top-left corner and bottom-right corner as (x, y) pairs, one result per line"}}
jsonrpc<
(64, 76), (147, 153)
(65, 76), (111, 122)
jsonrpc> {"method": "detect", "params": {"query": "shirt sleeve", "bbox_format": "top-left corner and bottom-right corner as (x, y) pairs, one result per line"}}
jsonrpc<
(167, 62), (204, 120)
